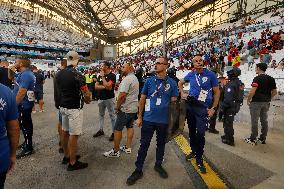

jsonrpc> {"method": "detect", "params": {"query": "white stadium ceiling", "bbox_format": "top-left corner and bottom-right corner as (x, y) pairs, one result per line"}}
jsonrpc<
(25, 0), (215, 43)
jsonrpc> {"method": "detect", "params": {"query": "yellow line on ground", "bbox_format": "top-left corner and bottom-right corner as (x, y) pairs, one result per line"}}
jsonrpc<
(174, 135), (228, 189)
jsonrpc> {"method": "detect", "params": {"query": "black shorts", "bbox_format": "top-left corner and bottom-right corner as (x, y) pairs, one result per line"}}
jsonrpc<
(34, 91), (43, 102)
(114, 111), (137, 131)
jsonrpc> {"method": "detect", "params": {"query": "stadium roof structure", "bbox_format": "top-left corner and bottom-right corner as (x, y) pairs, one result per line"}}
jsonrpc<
(27, 0), (216, 43)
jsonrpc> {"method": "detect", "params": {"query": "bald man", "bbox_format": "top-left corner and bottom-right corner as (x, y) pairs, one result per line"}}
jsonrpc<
(104, 62), (139, 157)
(178, 54), (220, 174)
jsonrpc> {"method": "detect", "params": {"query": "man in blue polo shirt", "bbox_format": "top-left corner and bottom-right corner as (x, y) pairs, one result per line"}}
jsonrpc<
(126, 57), (179, 185)
(0, 83), (20, 189)
(178, 54), (220, 174)
(13, 56), (36, 159)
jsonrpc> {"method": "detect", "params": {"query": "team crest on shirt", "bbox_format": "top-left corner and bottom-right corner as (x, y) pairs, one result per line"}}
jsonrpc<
(165, 84), (171, 91)
(202, 77), (208, 83)
(0, 98), (7, 111)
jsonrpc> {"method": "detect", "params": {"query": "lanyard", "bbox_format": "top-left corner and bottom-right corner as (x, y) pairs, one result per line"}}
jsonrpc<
(151, 77), (168, 98)
(195, 73), (202, 87)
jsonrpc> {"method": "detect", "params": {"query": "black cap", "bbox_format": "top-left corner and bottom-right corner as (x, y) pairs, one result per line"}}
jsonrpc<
(256, 63), (267, 72)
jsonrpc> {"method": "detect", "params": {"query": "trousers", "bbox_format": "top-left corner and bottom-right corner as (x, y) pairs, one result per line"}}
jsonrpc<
(19, 107), (33, 150)
(135, 121), (168, 172)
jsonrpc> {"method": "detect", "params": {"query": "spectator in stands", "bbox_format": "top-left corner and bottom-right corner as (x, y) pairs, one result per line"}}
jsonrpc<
(0, 83), (20, 189)
(246, 63), (277, 145)
(247, 54), (255, 71)
(0, 61), (13, 89)
(279, 58), (284, 71)
(270, 60), (277, 69)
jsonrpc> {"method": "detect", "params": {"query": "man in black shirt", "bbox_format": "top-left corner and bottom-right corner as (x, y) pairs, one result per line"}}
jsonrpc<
(93, 61), (116, 141)
(32, 66), (45, 113)
(56, 51), (91, 171)
(0, 61), (13, 89)
(246, 63), (277, 145)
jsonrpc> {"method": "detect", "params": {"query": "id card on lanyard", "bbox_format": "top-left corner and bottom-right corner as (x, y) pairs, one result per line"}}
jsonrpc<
(195, 74), (208, 102)
(145, 78), (167, 111)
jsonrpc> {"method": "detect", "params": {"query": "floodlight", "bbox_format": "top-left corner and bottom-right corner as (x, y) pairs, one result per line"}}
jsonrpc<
(120, 19), (132, 28)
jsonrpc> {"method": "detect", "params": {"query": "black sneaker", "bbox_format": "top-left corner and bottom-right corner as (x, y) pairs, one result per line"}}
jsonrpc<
(67, 161), (88, 171)
(17, 142), (26, 150)
(93, 130), (104, 138)
(16, 148), (34, 159)
(244, 137), (257, 146)
(208, 128), (219, 134)
(126, 170), (143, 185)
(109, 133), (114, 141)
(257, 138), (266, 144)
(221, 138), (235, 146)
(185, 152), (196, 161)
(62, 155), (81, 164)
(196, 161), (206, 174)
(154, 164), (168, 178)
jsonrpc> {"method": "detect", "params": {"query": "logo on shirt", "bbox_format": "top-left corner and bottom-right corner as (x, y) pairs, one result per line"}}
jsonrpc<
(0, 98), (7, 111)
(165, 84), (171, 91)
(202, 77), (208, 83)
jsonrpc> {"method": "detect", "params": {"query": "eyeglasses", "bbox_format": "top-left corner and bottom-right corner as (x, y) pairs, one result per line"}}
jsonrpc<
(156, 62), (168, 65)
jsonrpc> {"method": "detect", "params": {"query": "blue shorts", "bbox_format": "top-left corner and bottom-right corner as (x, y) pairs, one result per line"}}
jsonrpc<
(114, 111), (137, 131)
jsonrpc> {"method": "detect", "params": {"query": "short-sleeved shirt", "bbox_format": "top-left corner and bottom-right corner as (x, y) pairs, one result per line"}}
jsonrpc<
(97, 72), (116, 100)
(0, 84), (18, 173)
(13, 69), (35, 109)
(34, 71), (45, 92)
(119, 73), (139, 113)
(56, 66), (86, 109)
(184, 69), (218, 107)
(251, 74), (277, 102)
(0, 67), (13, 89)
(142, 76), (179, 124)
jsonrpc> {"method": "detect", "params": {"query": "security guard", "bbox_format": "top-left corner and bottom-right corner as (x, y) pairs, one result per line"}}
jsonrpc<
(220, 67), (244, 146)
(179, 55), (220, 174)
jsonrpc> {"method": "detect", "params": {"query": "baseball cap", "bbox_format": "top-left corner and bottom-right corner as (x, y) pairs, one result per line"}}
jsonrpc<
(65, 51), (80, 66)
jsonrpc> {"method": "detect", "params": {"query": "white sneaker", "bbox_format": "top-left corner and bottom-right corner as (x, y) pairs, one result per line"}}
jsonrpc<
(32, 110), (36, 114)
(39, 110), (44, 113)
(120, 145), (132, 154)
(103, 149), (120, 157)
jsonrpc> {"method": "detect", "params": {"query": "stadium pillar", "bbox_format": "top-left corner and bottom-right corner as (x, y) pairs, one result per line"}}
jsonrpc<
(163, 0), (167, 57)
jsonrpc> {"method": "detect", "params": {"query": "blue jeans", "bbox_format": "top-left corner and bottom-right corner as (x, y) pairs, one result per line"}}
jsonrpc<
(186, 102), (208, 163)
(19, 107), (33, 150)
(135, 121), (168, 172)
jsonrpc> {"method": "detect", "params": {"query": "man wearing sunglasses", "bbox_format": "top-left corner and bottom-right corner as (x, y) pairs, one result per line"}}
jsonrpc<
(178, 54), (220, 174)
(126, 57), (179, 185)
